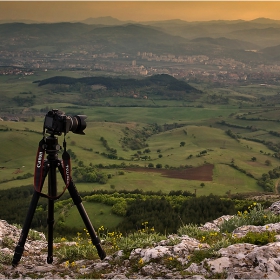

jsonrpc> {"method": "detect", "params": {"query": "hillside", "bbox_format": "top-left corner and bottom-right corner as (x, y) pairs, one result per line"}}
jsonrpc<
(190, 37), (258, 50)
(148, 18), (280, 48)
(2, 19), (280, 62)
(2, 200), (280, 278)
(228, 27), (280, 48)
(261, 44), (280, 60)
(35, 74), (202, 100)
(0, 22), (188, 54)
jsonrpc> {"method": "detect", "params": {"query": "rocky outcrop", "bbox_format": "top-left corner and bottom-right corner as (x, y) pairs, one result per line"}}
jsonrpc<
(1, 200), (280, 279)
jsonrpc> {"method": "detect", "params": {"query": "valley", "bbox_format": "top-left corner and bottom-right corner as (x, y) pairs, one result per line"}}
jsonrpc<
(1, 17), (280, 236)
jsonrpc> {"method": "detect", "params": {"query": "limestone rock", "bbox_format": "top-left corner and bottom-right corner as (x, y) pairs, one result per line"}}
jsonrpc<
(2, 202), (280, 279)
(269, 201), (280, 214)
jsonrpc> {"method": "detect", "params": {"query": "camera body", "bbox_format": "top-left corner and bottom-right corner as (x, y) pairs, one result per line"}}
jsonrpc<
(44, 109), (87, 135)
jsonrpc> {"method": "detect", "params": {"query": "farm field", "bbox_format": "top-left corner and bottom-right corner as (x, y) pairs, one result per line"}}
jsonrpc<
(0, 117), (277, 196)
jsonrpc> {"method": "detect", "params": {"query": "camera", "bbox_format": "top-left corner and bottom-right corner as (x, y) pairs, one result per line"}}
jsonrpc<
(44, 109), (87, 135)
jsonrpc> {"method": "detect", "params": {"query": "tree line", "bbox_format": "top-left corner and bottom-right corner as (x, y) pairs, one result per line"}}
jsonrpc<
(117, 194), (236, 234)
(0, 185), (271, 238)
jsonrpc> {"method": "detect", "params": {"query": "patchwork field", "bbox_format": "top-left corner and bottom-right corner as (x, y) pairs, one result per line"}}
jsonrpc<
(126, 164), (214, 181)
(1, 70), (280, 198)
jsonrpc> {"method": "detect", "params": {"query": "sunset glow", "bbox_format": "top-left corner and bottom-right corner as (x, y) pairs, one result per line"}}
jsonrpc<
(0, 1), (280, 23)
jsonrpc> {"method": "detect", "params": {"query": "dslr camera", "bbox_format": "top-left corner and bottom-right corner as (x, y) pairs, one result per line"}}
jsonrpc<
(44, 109), (87, 136)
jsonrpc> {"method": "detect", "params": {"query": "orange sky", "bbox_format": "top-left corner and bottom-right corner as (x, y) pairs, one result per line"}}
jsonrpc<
(0, 1), (280, 23)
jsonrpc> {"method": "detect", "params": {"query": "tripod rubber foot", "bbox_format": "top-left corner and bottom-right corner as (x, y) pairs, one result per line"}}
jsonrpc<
(47, 256), (53, 264)
(96, 244), (106, 260)
(12, 245), (24, 267)
(12, 262), (18, 268)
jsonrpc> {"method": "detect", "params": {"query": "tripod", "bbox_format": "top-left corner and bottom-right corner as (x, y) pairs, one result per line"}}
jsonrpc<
(12, 134), (106, 266)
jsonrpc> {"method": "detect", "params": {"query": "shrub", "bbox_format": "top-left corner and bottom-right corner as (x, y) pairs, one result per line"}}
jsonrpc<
(234, 230), (276, 246)
(219, 203), (280, 233)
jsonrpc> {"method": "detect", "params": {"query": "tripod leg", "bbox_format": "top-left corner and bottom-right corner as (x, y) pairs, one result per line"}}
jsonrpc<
(68, 181), (106, 260)
(12, 163), (49, 267)
(12, 191), (41, 266)
(46, 159), (57, 264)
(58, 165), (106, 260)
(47, 199), (54, 264)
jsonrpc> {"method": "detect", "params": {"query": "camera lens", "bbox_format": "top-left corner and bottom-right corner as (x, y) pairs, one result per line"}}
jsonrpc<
(70, 115), (87, 135)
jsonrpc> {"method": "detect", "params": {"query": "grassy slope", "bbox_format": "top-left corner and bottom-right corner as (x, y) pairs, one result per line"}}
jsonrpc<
(0, 120), (273, 195)
(61, 202), (123, 231)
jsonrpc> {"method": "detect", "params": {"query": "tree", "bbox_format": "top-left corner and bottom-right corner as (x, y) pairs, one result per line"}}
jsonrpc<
(265, 159), (272, 166)
(251, 157), (257, 162)
(180, 141), (186, 147)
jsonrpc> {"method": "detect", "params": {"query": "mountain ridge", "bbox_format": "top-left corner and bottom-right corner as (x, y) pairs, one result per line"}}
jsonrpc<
(1, 18), (280, 64)
(2, 16), (280, 25)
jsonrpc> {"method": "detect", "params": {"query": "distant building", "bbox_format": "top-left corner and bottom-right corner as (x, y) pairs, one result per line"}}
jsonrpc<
(140, 70), (148, 75)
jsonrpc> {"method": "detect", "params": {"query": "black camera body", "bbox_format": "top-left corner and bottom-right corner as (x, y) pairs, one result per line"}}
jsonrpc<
(44, 109), (87, 136)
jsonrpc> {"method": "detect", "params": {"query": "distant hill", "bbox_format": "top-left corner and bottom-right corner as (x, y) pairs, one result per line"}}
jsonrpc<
(0, 22), (93, 41)
(228, 27), (280, 48)
(191, 37), (258, 50)
(146, 18), (280, 48)
(85, 24), (188, 53)
(35, 74), (202, 100)
(0, 19), (42, 24)
(249, 17), (280, 24)
(261, 44), (280, 60)
(1, 19), (280, 62)
(0, 22), (188, 54)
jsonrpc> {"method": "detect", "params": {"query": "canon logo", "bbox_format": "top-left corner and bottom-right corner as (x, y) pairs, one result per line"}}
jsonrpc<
(36, 152), (43, 168)
(65, 164), (70, 184)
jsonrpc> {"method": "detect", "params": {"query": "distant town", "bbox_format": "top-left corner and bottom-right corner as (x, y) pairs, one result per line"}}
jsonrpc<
(1, 47), (280, 86)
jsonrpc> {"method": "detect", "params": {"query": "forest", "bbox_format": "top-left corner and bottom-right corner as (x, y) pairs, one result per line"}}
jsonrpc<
(34, 74), (202, 95)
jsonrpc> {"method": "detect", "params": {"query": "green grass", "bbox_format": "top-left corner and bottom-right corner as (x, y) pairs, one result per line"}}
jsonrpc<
(1, 70), (280, 198)
(0, 119), (276, 196)
(0, 178), (33, 190)
(213, 164), (263, 193)
(61, 201), (123, 231)
(75, 106), (237, 123)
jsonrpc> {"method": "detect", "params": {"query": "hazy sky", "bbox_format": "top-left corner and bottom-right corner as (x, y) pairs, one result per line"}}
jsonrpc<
(0, 1), (280, 23)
